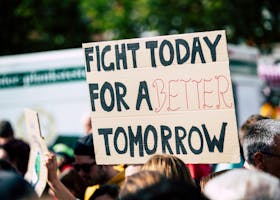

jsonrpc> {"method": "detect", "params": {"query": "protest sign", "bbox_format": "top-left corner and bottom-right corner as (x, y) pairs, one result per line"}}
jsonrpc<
(24, 108), (48, 196)
(83, 30), (240, 164)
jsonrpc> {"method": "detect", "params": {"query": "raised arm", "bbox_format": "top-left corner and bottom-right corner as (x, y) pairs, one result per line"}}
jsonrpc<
(45, 152), (77, 200)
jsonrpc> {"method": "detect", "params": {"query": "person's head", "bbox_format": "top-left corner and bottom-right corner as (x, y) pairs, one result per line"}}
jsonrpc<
(120, 170), (206, 200)
(141, 154), (195, 186)
(119, 170), (165, 198)
(200, 170), (229, 192)
(0, 120), (14, 145)
(0, 171), (38, 200)
(0, 139), (30, 176)
(239, 114), (269, 145)
(243, 119), (280, 178)
(204, 169), (280, 200)
(73, 134), (113, 186)
(89, 184), (119, 200)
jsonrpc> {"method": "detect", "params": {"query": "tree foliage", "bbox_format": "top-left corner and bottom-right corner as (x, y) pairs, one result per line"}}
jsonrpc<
(0, 0), (279, 55)
(227, 0), (280, 46)
(0, 0), (90, 55)
(79, 0), (148, 39)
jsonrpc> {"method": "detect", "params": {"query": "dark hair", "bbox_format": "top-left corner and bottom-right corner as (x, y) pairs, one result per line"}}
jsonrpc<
(0, 120), (14, 138)
(74, 135), (94, 157)
(90, 184), (119, 200)
(1, 139), (30, 175)
(0, 159), (17, 173)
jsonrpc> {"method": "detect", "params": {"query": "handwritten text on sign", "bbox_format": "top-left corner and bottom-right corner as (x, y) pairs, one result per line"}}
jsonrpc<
(83, 30), (240, 164)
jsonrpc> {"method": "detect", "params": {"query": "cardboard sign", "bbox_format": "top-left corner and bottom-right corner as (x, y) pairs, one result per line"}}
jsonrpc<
(83, 30), (240, 164)
(24, 108), (48, 196)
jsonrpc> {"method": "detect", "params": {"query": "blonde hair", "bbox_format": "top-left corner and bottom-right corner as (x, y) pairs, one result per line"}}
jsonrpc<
(119, 170), (164, 198)
(142, 154), (195, 186)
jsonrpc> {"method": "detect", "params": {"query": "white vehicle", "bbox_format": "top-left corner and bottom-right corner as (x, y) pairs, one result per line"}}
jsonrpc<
(0, 48), (90, 145)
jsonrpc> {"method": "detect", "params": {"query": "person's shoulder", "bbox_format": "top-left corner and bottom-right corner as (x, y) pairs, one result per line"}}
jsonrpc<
(84, 185), (100, 200)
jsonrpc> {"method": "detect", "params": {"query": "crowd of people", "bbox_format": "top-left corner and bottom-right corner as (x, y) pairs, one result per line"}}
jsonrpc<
(0, 114), (280, 200)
